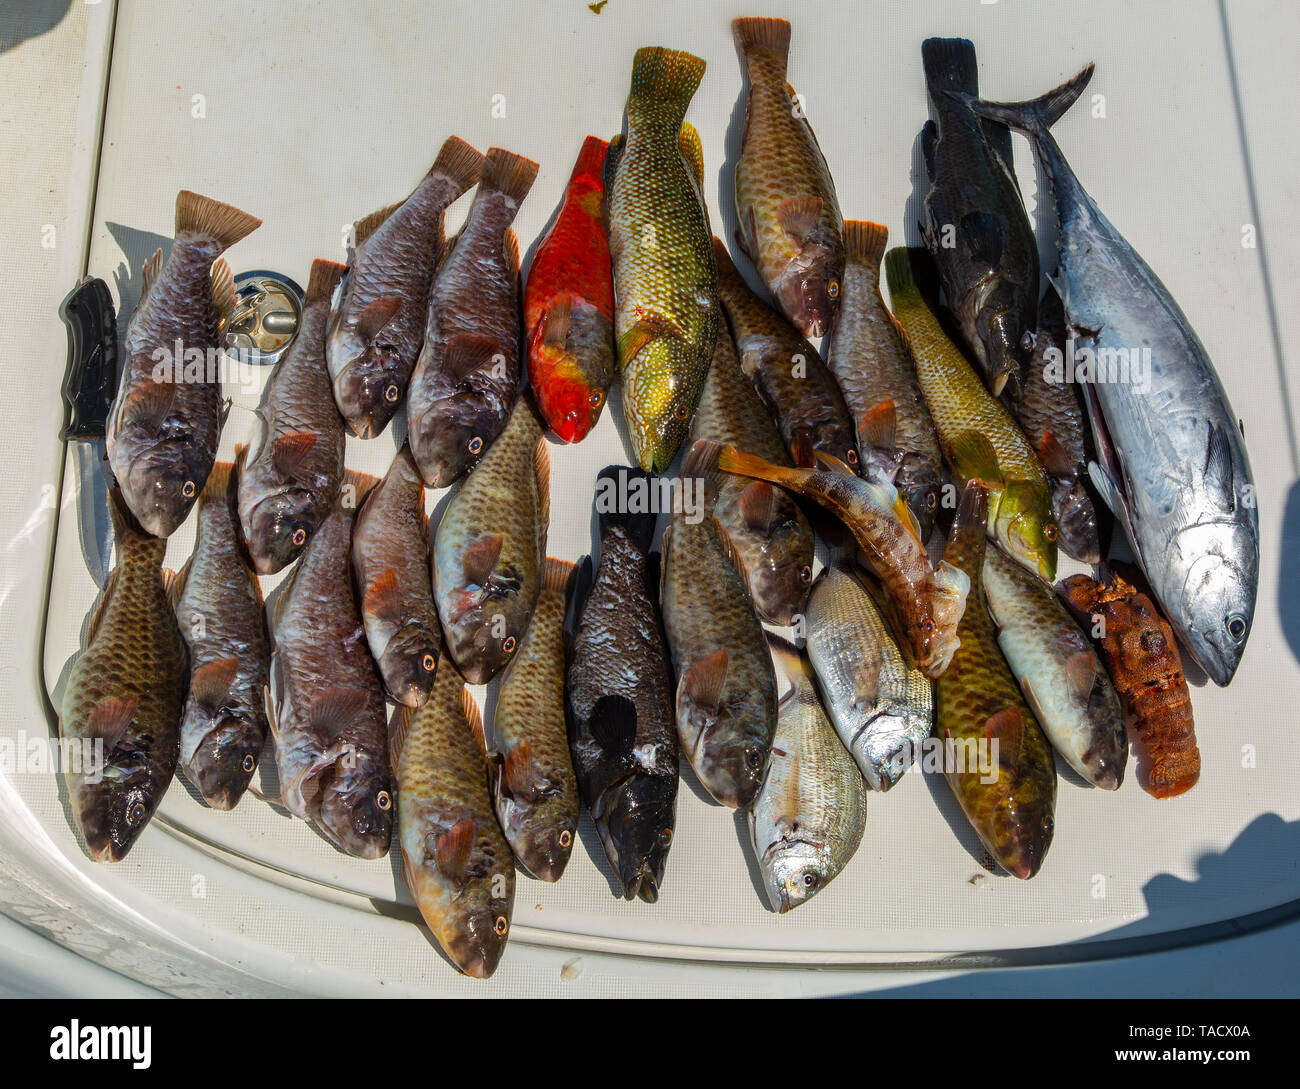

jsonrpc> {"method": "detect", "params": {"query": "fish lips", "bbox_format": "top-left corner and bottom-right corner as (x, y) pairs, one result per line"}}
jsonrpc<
(596, 775), (676, 902)
(121, 445), (207, 537)
(760, 840), (828, 914)
(332, 350), (405, 438)
(311, 757), (394, 859)
(182, 715), (263, 810)
(443, 906), (511, 979)
(243, 489), (316, 574)
(988, 798), (1055, 880)
(73, 766), (163, 863)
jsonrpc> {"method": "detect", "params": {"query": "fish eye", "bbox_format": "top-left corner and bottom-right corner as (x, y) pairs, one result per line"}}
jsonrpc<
(801, 871), (819, 889)
(827, 280), (840, 300)
(291, 527), (307, 547)
(558, 829), (573, 848)
(241, 753), (256, 774)
(421, 653), (436, 671)
(845, 449), (858, 465)
(922, 619), (935, 634)
(376, 790), (392, 811)
(1044, 522), (1059, 542)
(468, 436), (484, 454)
(925, 492), (938, 511)
(125, 798), (147, 826)
(182, 480), (197, 499)
(674, 403), (690, 421)
(384, 383), (400, 404)
(494, 916), (509, 936)
(659, 828), (673, 848)
(745, 748), (763, 770)
(1226, 613), (1248, 642)
(799, 565), (812, 584)
(502, 635), (517, 653)
(589, 390), (604, 408)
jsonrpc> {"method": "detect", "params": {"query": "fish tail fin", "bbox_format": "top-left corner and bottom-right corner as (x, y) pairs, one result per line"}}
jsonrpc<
(342, 469), (382, 510)
(943, 480), (990, 578)
(843, 220), (889, 269)
(480, 147), (539, 206)
(883, 246), (921, 303)
(107, 488), (165, 565)
(921, 37), (978, 97)
(429, 135), (486, 197)
(715, 444), (795, 489)
(733, 17), (791, 74)
(628, 47), (706, 125)
(681, 438), (727, 499)
(174, 190), (261, 252)
(595, 466), (659, 553)
(572, 135), (609, 185)
(201, 460), (236, 505)
(543, 556), (577, 598)
(305, 259), (348, 306)
(964, 63), (1095, 135)
(765, 631), (808, 679)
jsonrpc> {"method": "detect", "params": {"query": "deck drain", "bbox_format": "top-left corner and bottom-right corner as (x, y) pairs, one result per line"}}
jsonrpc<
(225, 270), (304, 365)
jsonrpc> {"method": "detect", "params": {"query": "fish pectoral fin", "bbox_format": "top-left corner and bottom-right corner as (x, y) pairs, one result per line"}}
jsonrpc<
(363, 568), (405, 624)
(617, 316), (679, 366)
(851, 654), (882, 708)
(812, 449), (855, 477)
(308, 686), (369, 739)
(1086, 460), (1139, 547)
(1064, 651), (1100, 702)
(191, 657), (240, 711)
(272, 431), (318, 480)
(588, 694), (638, 757)
(858, 399), (898, 451)
(1203, 421), (1237, 510)
(503, 741), (540, 804)
(1035, 430), (1074, 477)
(682, 649), (729, 713)
(776, 196), (823, 243)
(353, 296), (403, 345)
(121, 380), (176, 430)
(790, 428), (817, 469)
(445, 332), (504, 382)
(984, 707), (1024, 768)
(85, 696), (138, 748)
(541, 296), (572, 351)
(949, 430), (1005, 487)
(960, 211), (1005, 269)
(461, 533), (504, 588)
(432, 818), (476, 885)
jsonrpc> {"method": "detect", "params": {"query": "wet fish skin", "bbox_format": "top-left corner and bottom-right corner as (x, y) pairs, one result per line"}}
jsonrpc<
(661, 442), (777, 809)
(731, 16), (845, 338)
(352, 444), (442, 708)
(826, 220), (946, 539)
(268, 483), (393, 859)
(965, 67), (1258, 686)
(327, 137), (485, 439)
(751, 637), (867, 913)
(525, 136), (616, 443)
(919, 37), (1038, 399)
(885, 247), (1058, 581)
(688, 313), (813, 624)
(565, 467), (678, 902)
(395, 661), (514, 978)
(409, 148), (538, 487)
(983, 545), (1126, 789)
(59, 490), (187, 861)
(238, 260), (348, 575)
(173, 462), (269, 809)
(716, 444), (969, 679)
(108, 190), (260, 537)
(714, 238), (858, 472)
(432, 397), (548, 685)
(937, 483), (1056, 879)
(606, 47), (718, 472)
(804, 555), (933, 790)
(489, 558), (580, 881)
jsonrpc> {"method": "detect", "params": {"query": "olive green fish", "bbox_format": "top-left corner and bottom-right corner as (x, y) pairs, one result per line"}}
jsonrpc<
(59, 490), (187, 861)
(885, 247), (1058, 580)
(488, 557), (580, 882)
(606, 46), (718, 471)
(731, 16), (844, 338)
(936, 483), (1056, 879)
(394, 661), (514, 979)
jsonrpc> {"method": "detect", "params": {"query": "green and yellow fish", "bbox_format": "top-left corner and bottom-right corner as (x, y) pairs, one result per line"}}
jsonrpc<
(606, 46), (719, 472)
(885, 248), (1057, 580)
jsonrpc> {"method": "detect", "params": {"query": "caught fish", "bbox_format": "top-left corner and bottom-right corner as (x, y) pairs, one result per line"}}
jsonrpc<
(936, 482), (1056, 879)
(804, 545), (933, 789)
(1005, 283), (1103, 564)
(328, 136), (485, 438)
(171, 462), (269, 809)
(409, 147), (538, 486)
(108, 190), (260, 536)
(237, 259), (348, 574)
(489, 558), (580, 881)
(1060, 571), (1199, 798)
(432, 396), (548, 685)
(965, 66), (1258, 685)
(352, 444), (442, 707)
(716, 443), (968, 678)
(983, 545), (1126, 789)
(885, 247), (1058, 580)
(525, 135), (616, 443)
(750, 636), (867, 913)
(59, 490), (187, 860)
(267, 475), (394, 858)
(565, 467), (679, 902)
(714, 238), (858, 470)
(660, 441), (777, 808)
(919, 37), (1038, 398)
(606, 46), (718, 472)
(394, 660), (514, 978)
(731, 16), (845, 338)
(825, 220), (946, 539)
(688, 317), (814, 624)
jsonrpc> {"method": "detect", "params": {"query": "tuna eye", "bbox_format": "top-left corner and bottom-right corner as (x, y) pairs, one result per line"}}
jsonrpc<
(845, 449), (858, 465)
(421, 653), (436, 671)
(494, 916), (508, 936)
(1044, 523), (1059, 542)
(659, 828), (673, 847)
(384, 383), (400, 403)
(182, 480), (197, 499)
(291, 528), (307, 546)
(1226, 613), (1248, 642)
(125, 800), (146, 826)
(799, 565), (812, 584)
(376, 790), (392, 811)
(589, 390), (604, 408)
(241, 754), (256, 774)
(559, 829), (573, 848)
(468, 436), (484, 454)
(802, 871), (819, 889)
(827, 280), (840, 300)
(673, 403), (690, 420)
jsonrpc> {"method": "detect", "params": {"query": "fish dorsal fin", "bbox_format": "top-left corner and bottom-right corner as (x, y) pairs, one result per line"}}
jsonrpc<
(776, 196), (823, 243)
(683, 648), (729, 712)
(86, 696), (138, 748)
(588, 694), (638, 756)
(1203, 422), (1236, 509)
(677, 122), (705, 190)
(354, 201), (402, 246)
(211, 258), (236, 323)
(711, 515), (751, 586)
(460, 687), (486, 752)
(1035, 430), (1074, 477)
(308, 687), (368, 739)
(657, 524), (672, 601)
(984, 706), (1024, 768)
(86, 567), (119, 646)
(192, 656), (240, 710)
(949, 429), (1005, 487)
(738, 480), (776, 534)
(363, 568), (404, 623)
(462, 533), (504, 587)
(263, 682), (280, 743)
(542, 296), (572, 350)
(354, 296), (402, 344)
(563, 554), (593, 649)
(388, 705), (410, 769)
(533, 435), (552, 532)
(122, 380), (176, 430)
(141, 247), (163, 296)
(433, 818), (475, 885)
(272, 431), (318, 480)
(858, 399), (897, 450)
(503, 228), (521, 270)
(342, 469), (381, 508)
(445, 332), (503, 381)
(604, 134), (625, 190)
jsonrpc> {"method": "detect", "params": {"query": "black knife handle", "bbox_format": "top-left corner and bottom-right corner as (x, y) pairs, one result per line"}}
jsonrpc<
(61, 277), (118, 441)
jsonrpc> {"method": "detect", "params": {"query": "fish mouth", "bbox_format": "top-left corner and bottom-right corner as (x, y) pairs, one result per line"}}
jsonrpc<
(623, 862), (659, 903)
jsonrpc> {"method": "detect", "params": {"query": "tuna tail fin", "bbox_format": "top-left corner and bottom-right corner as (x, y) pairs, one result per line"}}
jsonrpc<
(175, 190), (261, 252)
(921, 37), (978, 97)
(843, 220), (889, 270)
(594, 466), (659, 553)
(429, 135), (486, 196)
(628, 47), (706, 125)
(962, 63), (1095, 136)
(305, 259), (348, 306)
(732, 17), (791, 74)
(480, 147), (540, 207)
